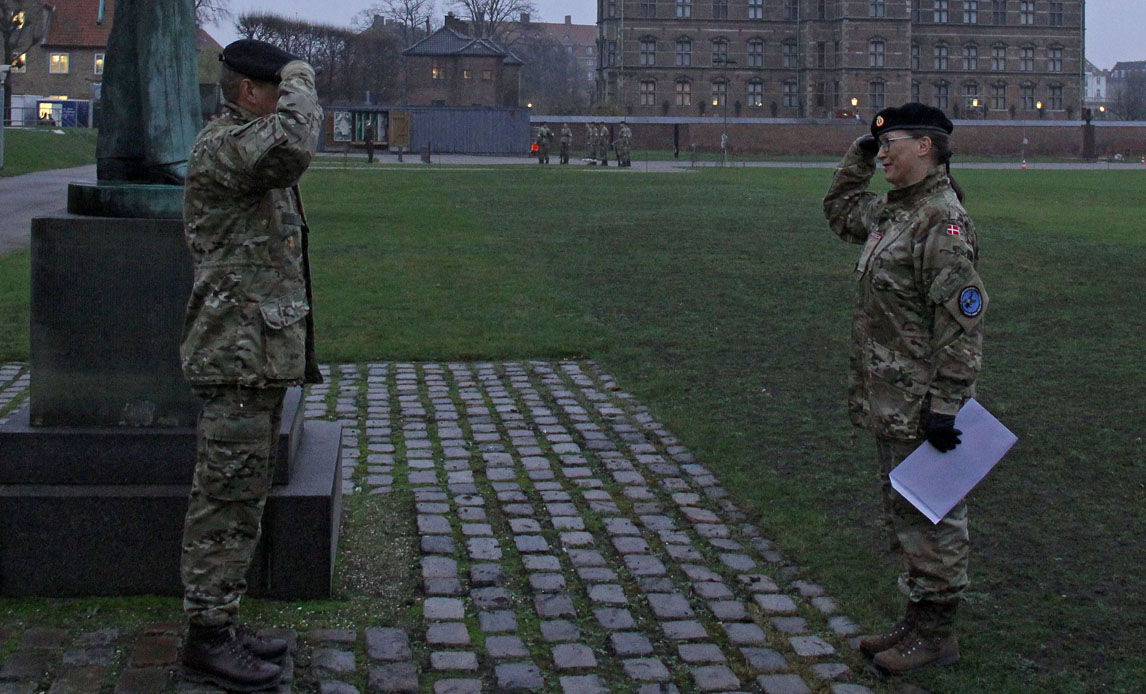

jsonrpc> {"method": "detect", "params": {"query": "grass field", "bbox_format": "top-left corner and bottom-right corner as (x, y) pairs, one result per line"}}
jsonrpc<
(0, 127), (98, 176)
(1, 165), (1144, 693)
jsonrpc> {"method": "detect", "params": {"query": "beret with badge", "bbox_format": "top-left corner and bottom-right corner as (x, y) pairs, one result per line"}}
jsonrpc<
(870, 102), (954, 139)
(220, 39), (303, 82)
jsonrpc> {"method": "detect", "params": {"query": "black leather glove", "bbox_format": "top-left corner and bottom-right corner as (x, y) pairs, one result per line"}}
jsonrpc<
(925, 413), (962, 452)
(857, 135), (880, 158)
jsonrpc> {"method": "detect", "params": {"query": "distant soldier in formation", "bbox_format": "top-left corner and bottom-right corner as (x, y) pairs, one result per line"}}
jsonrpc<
(559, 123), (573, 164)
(586, 123), (597, 164)
(616, 121), (633, 167)
(363, 118), (376, 164)
(597, 122), (609, 166)
(535, 122), (553, 164)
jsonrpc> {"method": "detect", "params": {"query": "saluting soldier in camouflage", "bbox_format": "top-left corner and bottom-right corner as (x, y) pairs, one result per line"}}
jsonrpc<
(823, 103), (986, 676)
(616, 121), (633, 167)
(178, 39), (324, 692)
(535, 122), (553, 164)
(559, 123), (573, 164)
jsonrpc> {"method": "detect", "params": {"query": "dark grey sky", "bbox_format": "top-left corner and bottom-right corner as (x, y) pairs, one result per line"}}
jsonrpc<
(211, 1), (1142, 70)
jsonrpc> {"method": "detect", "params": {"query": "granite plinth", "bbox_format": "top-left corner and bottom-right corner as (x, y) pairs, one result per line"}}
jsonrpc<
(0, 388), (303, 486)
(0, 420), (342, 598)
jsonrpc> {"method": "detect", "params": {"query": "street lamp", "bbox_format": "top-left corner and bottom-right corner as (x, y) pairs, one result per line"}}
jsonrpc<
(1035, 100), (1044, 119)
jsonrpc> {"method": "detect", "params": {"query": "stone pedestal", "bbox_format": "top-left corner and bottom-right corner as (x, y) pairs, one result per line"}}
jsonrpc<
(0, 206), (342, 598)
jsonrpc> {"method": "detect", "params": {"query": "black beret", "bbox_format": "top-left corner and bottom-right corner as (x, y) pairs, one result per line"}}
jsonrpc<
(220, 39), (301, 82)
(871, 102), (954, 139)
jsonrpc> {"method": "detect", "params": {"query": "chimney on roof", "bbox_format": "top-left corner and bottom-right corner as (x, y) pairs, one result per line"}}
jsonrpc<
(565, 15), (571, 24)
(444, 12), (468, 34)
(521, 12), (530, 24)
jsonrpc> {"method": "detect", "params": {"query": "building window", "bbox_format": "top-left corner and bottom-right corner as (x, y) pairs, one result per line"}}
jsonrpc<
(711, 80), (727, 107)
(870, 0), (885, 17)
(1048, 46), (1062, 73)
(933, 0), (948, 23)
(677, 0), (692, 18)
(676, 37), (692, 66)
(712, 38), (729, 66)
(784, 0), (799, 20)
(748, 40), (764, 68)
(964, 44), (978, 71)
(934, 44), (948, 71)
(869, 80), (886, 109)
(962, 82), (980, 108)
(782, 80), (797, 107)
(816, 41), (826, 68)
(1019, 1), (1033, 24)
(911, 43), (920, 70)
(431, 61), (443, 79)
(640, 38), (657, 66)
(50, 53), (70, 74)
(815, 81), (826, 107)
(675, 79), (692, 106)
(782, 40), (797, 68)
(640, 80), (656, 106)
(1020, 83), (1035, 109)
(748, 80), (764, 106)
(993, 0), (1006, 24)
(819, 0), (828, 19)
(991, 82), (1007, 110)
(912, 0), (923, 21)
(713, 0), (728, 19)
(992, 44), (1006, 70)
(1020, 46), (1034, 72)
(1048, 84), (1062, 110)
(463, 69), (472, 79)
(964, 0), (978, 22)
(912, 81), (921, 102)
(748, 0), (764, 20)
(482, 70), (493, 80)
(94, 53), (104, 75)
(641, 0), (657, 17)
(934, 82), (949, 109)
(608, 41), (617, 67)
(1050, 2), (1064, 26)
(608, 0), (617, 16)
(869, 40), (885, 68)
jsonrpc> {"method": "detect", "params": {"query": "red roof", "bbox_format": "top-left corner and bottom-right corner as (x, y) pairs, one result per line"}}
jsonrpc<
(531, 21), (596, 48)
(43, 0), (117, 48)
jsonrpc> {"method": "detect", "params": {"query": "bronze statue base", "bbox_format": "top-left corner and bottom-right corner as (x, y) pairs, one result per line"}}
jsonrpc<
(67, 181), (184, 219)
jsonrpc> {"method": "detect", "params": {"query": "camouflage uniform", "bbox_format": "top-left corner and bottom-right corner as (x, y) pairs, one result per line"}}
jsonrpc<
(823, 137), (987, 603)
(596, 124), (609, 165)
(180, 59), (323, 627)
(616, 123), (632, 167)
(559, 124), (572, 164)
(585, 124), (597, 163)
(535, 124), (553, 164)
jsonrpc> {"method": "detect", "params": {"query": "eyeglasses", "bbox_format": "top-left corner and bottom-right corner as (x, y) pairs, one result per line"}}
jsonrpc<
(878, 135), (917, 151)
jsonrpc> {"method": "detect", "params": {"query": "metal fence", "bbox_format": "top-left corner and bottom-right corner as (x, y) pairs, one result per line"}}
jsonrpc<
(406, 106), (530, 156)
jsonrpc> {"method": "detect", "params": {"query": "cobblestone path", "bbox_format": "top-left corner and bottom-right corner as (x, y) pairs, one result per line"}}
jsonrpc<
(0, 361), (878, 694)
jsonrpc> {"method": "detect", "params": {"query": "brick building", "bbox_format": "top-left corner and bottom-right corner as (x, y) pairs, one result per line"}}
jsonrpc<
(402, 15), (523, 107)
(526, 15), (599, 85)
(596, 0), (1084, 120)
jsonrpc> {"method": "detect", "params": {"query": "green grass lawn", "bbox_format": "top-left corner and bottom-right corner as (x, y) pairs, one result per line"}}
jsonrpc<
(0, 127), (98, 176)
(1, 166), (1143, 693)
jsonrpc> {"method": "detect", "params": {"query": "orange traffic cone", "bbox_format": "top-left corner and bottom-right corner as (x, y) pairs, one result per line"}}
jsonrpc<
(1021, 160), (1027, 170)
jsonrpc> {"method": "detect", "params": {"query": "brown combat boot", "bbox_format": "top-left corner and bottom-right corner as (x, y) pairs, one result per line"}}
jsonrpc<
(872, 600), (961, 675)
(233, 624), (289, 662)
(859, 601), (922, 657)
(182, 624), (283, 692)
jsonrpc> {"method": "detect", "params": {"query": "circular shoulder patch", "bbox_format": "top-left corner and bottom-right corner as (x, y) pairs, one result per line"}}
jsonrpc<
(959, 286), (983, 317)
(875, 115), (885, 127)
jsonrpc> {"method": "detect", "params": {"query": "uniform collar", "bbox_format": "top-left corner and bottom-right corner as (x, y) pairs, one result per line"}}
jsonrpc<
(221, 100), (259, 125)
(886, 167), (947, 205)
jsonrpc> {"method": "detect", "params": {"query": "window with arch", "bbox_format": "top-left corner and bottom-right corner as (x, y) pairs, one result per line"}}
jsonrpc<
(748, 81), (764, 107)
(962, 82), (980, 108)
(1020, 82), (1035, 109)
(869, 40), (885, 68)
(991, 44), (1006, 70)
(991, 82), (1007, 110)
(713, 0), (729, 19)
(934, 82), (949, 109)
(934, 43), (949, 70)
(748, 0), (764, 19)
(963, 43), (978, 71)
(1020, 45), (1034, 72)
(676, 37), (693, 66)
(677, 0), (692, 18)
(782, 80), (798, 107)
(711, 80), (728, 107)
(782, 40), (797, 68)
(640, 38), (657, 65)
(712, 38), (729, 66)
(1048, 45), (1063, 73)
(748, 39), (764, 67)
(869, 80), (886, 109)
(676, 79), (692, 106)
(640, 80), (656, 105)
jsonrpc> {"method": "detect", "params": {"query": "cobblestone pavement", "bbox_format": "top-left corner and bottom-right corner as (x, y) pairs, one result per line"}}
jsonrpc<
(0, 360), (879, 694)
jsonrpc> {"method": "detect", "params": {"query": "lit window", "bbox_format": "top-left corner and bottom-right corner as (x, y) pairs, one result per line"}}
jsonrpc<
(94, 53), (104, 74)
(463, 69), (472, 79)
(711, 80), (727, 107)
(431, 61), (442, 79)
(748, 81), (763, 107)
(50, 53), (70, 74)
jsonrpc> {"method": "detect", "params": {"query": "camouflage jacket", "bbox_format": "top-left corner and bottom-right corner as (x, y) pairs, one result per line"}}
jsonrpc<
(180, 60), (324, 388)
(536, 125), (553, 145)
(560, 126), (573, 144)
(823, 138), (987, 439)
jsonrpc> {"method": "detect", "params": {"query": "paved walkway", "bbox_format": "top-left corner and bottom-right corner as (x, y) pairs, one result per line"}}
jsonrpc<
(0, 360), (879, 694)
(0, 165), (96, 256)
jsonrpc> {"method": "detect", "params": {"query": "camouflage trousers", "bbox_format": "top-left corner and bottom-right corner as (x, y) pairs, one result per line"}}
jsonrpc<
(181, 385), (285, 627)
(876, 436), (970, 603)
(559, 142), (570, 164)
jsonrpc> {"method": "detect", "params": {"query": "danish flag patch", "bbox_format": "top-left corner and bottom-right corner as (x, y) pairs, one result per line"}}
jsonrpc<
(946, 223), (962, 236)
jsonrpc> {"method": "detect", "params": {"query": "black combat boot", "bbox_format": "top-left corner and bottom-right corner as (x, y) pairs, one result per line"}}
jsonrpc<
(233, 624), (289, 662)
(182, 624), (282, 692)
(860, 601), (921, 657)
(872, 600), (961, 675)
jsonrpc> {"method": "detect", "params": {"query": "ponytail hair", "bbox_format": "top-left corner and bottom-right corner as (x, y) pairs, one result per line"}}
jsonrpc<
(927, 132), (965, 203)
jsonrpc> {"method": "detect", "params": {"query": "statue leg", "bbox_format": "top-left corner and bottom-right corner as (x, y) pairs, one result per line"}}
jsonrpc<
(96, 0), (144, 181)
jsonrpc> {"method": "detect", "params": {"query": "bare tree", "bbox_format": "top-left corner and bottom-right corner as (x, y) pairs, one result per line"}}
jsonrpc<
(1, 1), (43, 124)
(353, 0), (436, 48)
(194, 0), (231, 27)
(1112, 71), (1146, 121)
(450, 0), (536, 47)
